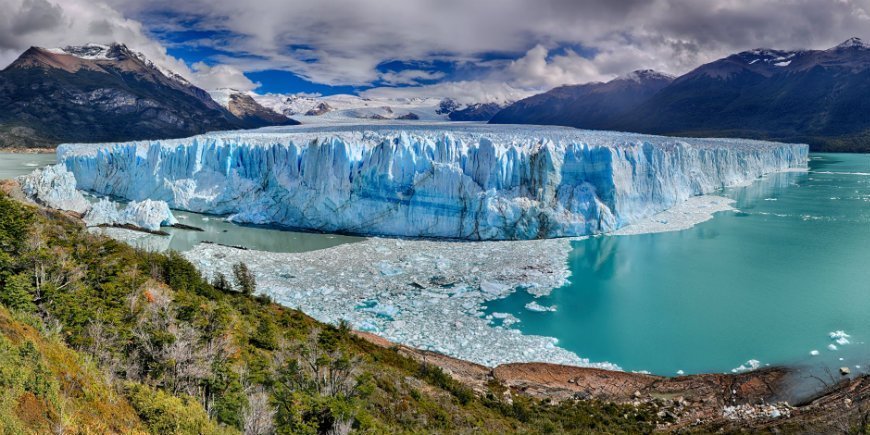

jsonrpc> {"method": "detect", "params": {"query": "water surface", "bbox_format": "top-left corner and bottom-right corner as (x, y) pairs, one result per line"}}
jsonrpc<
(0, 152), (57, 178)
(487, 153), (870, 378)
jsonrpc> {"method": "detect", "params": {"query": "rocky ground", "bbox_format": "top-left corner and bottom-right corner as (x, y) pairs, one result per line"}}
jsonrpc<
(354, 331), (869, 433)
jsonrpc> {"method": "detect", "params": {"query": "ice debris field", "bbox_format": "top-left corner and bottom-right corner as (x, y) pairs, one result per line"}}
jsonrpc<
(57, 123), (808, 240)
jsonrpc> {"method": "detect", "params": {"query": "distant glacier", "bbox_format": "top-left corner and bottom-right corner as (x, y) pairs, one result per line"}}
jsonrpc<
(58, 124), (808, 240)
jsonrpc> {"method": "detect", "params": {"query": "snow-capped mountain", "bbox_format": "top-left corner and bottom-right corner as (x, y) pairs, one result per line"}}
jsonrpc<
(0, 43), (295, 147)
(254, 93), (447, 121)
(253, 93), (510, 123)
(208, 88), (296, 128)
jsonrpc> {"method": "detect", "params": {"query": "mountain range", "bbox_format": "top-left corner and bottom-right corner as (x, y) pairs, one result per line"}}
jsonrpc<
(491, 38), (870, 152)
(0, 43), (296, 148)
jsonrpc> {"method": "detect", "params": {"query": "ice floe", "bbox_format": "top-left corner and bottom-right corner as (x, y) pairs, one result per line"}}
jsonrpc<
(181, 235), (621, 369)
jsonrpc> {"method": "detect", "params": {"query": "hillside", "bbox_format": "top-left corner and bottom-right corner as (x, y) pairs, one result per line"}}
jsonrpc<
(0, 191), (664, 434)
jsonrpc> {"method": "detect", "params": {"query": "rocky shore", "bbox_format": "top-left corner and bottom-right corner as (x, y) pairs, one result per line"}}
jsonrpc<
(353, 331), (870, 432)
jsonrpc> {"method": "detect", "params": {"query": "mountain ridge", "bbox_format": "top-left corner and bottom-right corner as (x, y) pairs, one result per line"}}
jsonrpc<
(0, 43), (296, 148)
(491, 38), (870, 151)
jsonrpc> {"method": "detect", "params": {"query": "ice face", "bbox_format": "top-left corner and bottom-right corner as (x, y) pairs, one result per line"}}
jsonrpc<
(84, 198), (178, 232)
(18, 164), (90, 214)
(58, 123), (809, 240)
(19, 164), (176, 232)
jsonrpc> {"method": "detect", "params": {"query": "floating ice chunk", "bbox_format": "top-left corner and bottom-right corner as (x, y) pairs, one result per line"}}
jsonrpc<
(358, 301), (399, 319)
(480, 281), (510, 295)
(676, 370), (685, 375)
(829, 330), (851, 345)
(18, 164), (90, 214)
(377, 261), (403, 276)
(525, 301), (557, 312)
(828, 344), (838, 351)
(810, 350), (820, 356)
(731, 359), (761, 373)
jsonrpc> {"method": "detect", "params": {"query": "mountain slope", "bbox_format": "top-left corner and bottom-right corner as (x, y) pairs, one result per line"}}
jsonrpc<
(489, 70), (674, 128)
(0, 43), (293, 148)
(209, 88), (297, 128)
(615, 39), (870, 151)
(492, 39), (870, 151)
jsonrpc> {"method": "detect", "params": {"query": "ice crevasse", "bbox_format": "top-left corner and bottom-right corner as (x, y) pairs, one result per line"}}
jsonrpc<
(57, 124), (809, 240)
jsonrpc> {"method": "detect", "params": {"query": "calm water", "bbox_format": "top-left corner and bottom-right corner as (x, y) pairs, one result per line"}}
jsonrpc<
(0, 152), (361, 254)
(0, 152), (57, 178)
(157, 210), (363, 253)
(488, 153), (870, 377)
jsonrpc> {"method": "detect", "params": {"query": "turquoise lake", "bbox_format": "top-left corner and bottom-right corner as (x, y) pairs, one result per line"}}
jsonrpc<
(487, 153), (870, 377)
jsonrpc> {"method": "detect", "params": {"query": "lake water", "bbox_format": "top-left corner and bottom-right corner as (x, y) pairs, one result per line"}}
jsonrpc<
(487, 153), (870, 379)
(0, 152), (57, 178)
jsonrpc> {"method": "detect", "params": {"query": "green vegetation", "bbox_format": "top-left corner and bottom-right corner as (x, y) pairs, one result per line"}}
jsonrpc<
(0, 193), (664, 434)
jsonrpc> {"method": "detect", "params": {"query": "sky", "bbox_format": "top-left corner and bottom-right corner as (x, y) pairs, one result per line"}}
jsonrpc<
(1, 0), (870, 103)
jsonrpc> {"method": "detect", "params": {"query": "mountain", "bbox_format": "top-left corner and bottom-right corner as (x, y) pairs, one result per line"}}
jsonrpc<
(0, 43), (295, 148)
(209, 88), (296, 128)
(436, 99), (507, 121)
(492, 39), (870, 152)
(612, 38), (870, 151)
(488, 70), (675, 128)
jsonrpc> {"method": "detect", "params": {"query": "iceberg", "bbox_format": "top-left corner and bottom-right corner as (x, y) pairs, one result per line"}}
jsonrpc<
(84, 198), (178, 232)
(19, 164), (176, 232)
(58, 123), (808, 240)
(18, 164), (90, 214)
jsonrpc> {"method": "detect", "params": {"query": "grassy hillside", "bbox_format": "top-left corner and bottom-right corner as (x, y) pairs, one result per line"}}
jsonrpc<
(0, 193), (663, 434)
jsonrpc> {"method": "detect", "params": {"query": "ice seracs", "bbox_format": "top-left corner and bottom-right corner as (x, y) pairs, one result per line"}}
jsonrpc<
(58, 123), (809, 240)
(18, 164), (90, 214)
(84, 198), (178, 232)
(19, 164), (177, 232)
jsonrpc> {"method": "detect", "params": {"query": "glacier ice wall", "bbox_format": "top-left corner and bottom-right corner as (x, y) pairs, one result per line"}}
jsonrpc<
(57, 124), (808, 240)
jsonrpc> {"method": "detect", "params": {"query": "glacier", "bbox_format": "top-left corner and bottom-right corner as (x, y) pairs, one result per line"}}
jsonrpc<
(19, 164), (177, 232)
(57, 123), (809, 240)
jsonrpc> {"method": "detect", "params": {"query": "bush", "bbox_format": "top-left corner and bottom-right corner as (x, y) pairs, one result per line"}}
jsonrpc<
(125, 383), (235, 435)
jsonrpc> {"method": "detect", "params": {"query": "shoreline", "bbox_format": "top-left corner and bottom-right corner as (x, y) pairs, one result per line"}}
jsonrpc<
(0, 147), (56, 154)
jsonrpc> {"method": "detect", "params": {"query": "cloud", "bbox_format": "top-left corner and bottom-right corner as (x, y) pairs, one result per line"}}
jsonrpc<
(5, 0), (870, 101)
(379, 69), (446, 86)
(361, 80), (532, 105)
(105, 0), (870, 81)
(189, 62), (258, 91)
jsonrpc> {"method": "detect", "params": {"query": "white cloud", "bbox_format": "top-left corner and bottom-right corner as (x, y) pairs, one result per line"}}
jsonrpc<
(189, 62), (258, 91)
(379, 69), (446, 86)
(361, 80), (532, 105)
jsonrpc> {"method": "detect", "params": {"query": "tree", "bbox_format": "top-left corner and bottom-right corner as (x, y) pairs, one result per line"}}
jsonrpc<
(1, 273), (36, 312)
(233, 263), (256, 296)
(212, 272), (232, 293)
